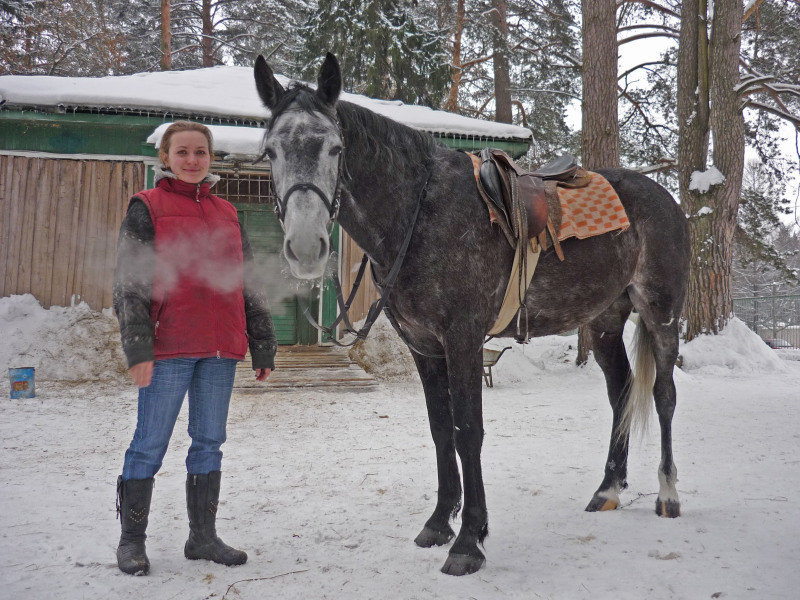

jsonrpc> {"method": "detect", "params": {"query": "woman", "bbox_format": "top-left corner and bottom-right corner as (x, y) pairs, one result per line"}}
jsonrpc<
(113, 121), (276, 575)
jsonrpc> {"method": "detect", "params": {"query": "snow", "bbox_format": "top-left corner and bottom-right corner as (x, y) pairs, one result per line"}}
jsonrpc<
(689, 167), (726, 194)
(679, 317), (788, 374)
(0, 66), (532, 142)
(147, 122), (266, 157)
(2, 294), (799, 599)
(0, 294), (127, 382)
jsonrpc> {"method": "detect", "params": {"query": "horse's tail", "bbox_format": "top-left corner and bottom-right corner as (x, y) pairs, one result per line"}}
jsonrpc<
(617, 317), (656, 442)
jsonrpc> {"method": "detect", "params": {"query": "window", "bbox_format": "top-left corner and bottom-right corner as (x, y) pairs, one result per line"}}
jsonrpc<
(215, 168), (275, 205)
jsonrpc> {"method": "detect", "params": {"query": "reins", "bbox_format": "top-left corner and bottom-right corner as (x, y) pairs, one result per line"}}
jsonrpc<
(298, 164), (433, 348)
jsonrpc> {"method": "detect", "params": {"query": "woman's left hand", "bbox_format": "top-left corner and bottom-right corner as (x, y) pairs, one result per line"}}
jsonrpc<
(255, 368), (271, 381)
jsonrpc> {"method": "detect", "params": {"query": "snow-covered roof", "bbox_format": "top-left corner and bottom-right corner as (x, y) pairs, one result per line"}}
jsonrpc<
(147, 122), (266, 158)
(0, 66), (532, 142)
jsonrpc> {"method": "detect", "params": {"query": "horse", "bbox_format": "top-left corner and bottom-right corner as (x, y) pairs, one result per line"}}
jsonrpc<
(253, 53), (691, 576)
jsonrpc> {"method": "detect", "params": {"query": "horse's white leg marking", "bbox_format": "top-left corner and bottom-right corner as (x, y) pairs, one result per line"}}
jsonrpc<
(595, 469), (622, 510)
(658, 462), (679, 503)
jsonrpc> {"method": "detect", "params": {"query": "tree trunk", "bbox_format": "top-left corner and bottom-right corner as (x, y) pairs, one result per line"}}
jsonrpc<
(490, 0), (512, 123)
(581, 0), (620, 170)
(202, 0), (214, 67)
(577, 0), (620, 365)
(160, 0), (171, 71)
(679, 0), (745, 340)
(442, 0), (466, 113)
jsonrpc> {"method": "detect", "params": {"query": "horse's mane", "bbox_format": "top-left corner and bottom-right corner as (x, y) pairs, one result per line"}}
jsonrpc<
(267, 83), (442, 176)
(336, 100), (442, 176)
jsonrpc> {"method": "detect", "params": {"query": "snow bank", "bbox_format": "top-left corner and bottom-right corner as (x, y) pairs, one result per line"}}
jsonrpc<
(0, 297), (789, 387)
(484, 332), (598, 386)
(0, 294), (127, 383)
(679, 317), (786, 374)
(347, 314), (418, 381)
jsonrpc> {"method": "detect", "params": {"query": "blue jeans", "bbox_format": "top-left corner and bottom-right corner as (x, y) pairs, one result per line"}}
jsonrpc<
(122, 357), (238, 480)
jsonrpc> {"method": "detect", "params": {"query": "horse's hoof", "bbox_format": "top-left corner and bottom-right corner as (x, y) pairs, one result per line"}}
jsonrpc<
(440, 553), (485, 576)
(414, 526), (454, 548)
(656, 499), (681, 518)
(585, 496), (618, 512)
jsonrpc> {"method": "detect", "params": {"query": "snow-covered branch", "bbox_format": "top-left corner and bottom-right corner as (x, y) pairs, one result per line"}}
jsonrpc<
(744, 100), (800, 129)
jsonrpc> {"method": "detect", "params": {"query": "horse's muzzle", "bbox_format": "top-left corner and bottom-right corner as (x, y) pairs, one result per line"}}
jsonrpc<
(284, 236), (329, 279)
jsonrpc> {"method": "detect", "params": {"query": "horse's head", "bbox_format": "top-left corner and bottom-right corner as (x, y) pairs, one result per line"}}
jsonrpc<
(254, 53), (343, 280)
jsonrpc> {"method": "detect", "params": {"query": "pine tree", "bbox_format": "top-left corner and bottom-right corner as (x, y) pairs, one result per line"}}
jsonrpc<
(222, 0), (311, 75)
(299, 0), (450, 106)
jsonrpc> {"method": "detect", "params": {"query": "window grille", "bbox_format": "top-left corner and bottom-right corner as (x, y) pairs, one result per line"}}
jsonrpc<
(215, 168), (276, 205)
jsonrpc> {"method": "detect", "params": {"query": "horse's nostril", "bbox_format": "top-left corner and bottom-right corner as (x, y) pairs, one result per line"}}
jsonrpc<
(285, 240), (298, 263)
(318, 238), (327, 261)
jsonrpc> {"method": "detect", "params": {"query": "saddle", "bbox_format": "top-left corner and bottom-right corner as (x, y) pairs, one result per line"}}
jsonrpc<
(472, 149), (592, 260)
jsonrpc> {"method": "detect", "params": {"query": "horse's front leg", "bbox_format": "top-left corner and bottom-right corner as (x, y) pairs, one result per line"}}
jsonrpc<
(440, 331), (487, 576)
(410, 352), (462, 548)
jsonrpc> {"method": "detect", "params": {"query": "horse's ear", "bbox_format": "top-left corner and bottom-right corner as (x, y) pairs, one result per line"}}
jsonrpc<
(254, 54), (284, 110)
(316, 53), (341, 106)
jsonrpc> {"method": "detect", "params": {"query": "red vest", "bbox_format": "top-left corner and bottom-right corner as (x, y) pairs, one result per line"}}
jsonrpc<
(137, 177), (248, 361)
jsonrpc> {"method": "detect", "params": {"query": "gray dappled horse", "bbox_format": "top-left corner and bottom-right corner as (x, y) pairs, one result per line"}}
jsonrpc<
(254, 53), (690, 576)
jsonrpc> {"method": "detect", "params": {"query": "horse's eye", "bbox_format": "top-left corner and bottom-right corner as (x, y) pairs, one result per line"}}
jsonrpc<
(264, 147), (277, 160)
(329, 145), (343, 157)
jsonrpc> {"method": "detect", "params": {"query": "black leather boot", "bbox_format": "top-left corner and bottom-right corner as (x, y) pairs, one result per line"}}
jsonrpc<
(116, 476), (154, 575)
(184, 471), (247, 566)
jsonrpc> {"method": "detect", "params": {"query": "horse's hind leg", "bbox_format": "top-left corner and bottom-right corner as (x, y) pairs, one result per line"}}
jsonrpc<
(629, 286), (683, 518)
(652, 327), (681, 517)
(411, 352), (462, 547)
(585, 294), (634, 512)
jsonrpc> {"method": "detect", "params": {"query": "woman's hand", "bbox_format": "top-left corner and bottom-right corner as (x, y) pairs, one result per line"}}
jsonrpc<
(129, 361), (154, 388)
(255, 368), (271, 381)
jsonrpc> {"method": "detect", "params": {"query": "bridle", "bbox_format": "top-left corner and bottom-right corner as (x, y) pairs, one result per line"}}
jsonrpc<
(272, 151), (345, 224)
(270, 108), (345, 225)
(268, 105), (433, 349)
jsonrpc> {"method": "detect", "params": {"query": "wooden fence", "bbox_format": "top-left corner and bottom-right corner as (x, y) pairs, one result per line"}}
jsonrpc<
(0, 155), (144, 310)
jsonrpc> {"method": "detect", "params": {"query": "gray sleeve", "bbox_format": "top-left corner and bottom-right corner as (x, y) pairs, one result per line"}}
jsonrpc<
(241, 225), (278, 370)
(112, 198), (155, 368)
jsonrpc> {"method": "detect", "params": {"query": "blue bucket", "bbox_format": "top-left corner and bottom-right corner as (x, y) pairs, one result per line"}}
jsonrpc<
(9, 367), (35, 399)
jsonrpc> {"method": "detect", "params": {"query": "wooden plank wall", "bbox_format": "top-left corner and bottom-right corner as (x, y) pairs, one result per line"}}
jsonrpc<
(0, 155), (144, 309)
(339, 232), (380, 325)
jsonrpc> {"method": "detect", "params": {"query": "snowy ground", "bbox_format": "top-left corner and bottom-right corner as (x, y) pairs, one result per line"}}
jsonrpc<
(2, 295), (799, 600)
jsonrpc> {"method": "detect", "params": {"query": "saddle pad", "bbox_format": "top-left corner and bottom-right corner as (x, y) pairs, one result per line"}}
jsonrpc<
(555, 172), (629, 241)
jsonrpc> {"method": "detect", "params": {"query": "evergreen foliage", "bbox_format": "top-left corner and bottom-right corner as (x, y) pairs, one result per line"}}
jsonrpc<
(299, 0), (449, 106)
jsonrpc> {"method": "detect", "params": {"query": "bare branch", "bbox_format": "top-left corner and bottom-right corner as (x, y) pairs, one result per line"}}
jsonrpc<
(619, 60), (675, 81)
(616, 0), (680, 19)
(618, 31), (680, 46)
(510, 88), (582, 101)
(743, 0), (768, 23)
(618, 24), (680, 35)
(744, 100), (800, 129)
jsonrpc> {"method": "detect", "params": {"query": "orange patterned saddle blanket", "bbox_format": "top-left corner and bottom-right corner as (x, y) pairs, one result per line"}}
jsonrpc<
(550, 171), (630, 244)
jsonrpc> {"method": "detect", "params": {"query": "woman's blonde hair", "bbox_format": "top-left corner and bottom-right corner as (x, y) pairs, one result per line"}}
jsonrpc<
(158, 121), (214, 166)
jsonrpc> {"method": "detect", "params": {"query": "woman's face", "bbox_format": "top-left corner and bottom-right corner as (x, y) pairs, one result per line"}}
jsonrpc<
(162, 131), (211, 184)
